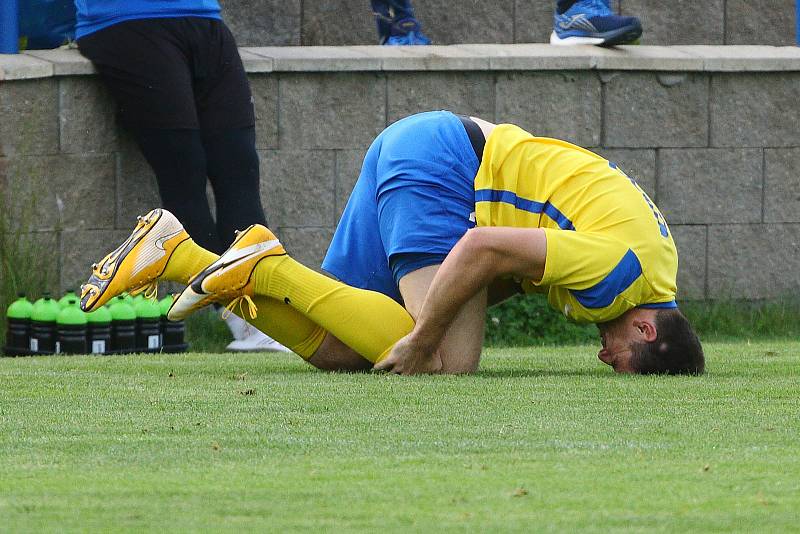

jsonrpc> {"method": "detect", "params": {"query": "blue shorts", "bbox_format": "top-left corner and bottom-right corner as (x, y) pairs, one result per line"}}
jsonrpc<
(322, 111), (480, 303)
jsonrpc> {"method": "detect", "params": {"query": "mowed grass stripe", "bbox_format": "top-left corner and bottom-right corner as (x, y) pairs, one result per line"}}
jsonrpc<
(1, 342), (798, 532)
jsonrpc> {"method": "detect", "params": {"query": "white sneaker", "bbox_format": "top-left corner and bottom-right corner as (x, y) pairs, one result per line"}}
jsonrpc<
(223, 312), (290, 353)
(226, 331), (292, 353)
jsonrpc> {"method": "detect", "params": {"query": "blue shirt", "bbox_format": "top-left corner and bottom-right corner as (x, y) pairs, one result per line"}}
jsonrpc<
(75, 0), (222, 39)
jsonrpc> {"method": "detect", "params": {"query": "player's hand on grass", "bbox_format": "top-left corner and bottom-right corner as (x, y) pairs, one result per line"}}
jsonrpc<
(374, 334), (442, 375)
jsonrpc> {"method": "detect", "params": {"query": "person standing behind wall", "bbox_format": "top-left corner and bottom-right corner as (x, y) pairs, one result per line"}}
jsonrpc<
(74, 0), (288, 352)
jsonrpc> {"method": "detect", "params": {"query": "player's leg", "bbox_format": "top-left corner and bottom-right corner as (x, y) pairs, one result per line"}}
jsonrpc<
(236, 296), (372, 371)
(398, 265), (487, 374)
(78, 208), (371, 370)
(168, 224), (416, 364)
(370, 112), (482, 372)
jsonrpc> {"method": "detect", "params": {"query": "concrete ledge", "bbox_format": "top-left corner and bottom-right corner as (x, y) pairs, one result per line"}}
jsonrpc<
(25, 49), (96, 76)
(674, 45), (800, 71)
(4, 45), (800, 79)
(0, 54), (53, 80)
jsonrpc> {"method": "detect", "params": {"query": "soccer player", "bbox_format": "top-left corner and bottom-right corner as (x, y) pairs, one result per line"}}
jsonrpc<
(79, 111), (703, 376)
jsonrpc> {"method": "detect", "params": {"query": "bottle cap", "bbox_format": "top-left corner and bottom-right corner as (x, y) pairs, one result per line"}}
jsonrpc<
(58, 290), (78, 308)
(86, 305), (112, 324)
(31, 295), (61, 322)
(108, 295), (137, 321)
(134, 297), (161, 319)
(56, 299), (88, 325)
(159, 294), (174, 317)
(7, 295), (34, 319)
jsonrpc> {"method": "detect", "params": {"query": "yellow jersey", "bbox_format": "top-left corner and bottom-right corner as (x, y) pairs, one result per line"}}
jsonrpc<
(474, 124), (678, 324)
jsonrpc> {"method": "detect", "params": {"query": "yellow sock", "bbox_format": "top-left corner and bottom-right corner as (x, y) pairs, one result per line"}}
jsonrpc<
(162, 239), (218, 284)
(242, 296), (326, 360)
(160, 240), (326, 360)
(252, 256), (414, 363)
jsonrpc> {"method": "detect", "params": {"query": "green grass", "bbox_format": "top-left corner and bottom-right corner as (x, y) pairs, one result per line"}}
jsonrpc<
(2, 342), (799, 532)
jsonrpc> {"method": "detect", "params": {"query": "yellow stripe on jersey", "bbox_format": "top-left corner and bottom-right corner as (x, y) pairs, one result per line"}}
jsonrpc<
(475, 124), (678, 324)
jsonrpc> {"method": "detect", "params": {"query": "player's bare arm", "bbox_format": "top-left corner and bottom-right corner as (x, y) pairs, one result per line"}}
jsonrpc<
(375, 227), (547, 374)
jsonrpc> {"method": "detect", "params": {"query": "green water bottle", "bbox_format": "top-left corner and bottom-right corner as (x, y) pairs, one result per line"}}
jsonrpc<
(86, 305), (112, 355)
(58, 289), (78, 308)
(4, 294), (34, 356)
(30, 293), (60, 353)
(109, 295), (136, 353)
(134, 297), (162, 352)
(159, 294), (187, 352)
(56, 298), (88, 354)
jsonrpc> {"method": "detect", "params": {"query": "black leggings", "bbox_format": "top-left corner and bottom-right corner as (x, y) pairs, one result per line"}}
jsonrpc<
(131, 126), (267, 254)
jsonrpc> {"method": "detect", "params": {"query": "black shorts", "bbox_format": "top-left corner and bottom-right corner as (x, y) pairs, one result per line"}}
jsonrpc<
(77, 17), (254, 130)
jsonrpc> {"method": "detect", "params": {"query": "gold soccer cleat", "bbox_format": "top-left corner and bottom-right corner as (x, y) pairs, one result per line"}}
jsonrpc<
(168, 224), (286, 321)
(80, 209), (189, 312)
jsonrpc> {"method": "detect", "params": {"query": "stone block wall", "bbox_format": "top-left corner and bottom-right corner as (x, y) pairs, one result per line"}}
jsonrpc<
(218, 0), (798, 47)
(1, 45), (799, 302)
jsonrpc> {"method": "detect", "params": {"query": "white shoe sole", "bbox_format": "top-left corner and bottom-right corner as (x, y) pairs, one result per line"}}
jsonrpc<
(549, 31), (604, 46)
(168, 285), (213, 321)
(226, 336), (291, 353)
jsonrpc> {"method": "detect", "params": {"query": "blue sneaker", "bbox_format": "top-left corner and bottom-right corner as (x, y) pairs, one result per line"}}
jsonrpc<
(371, 0), (430, 45)
(550, 0), (642, 46)
(384, 17), (431, 45)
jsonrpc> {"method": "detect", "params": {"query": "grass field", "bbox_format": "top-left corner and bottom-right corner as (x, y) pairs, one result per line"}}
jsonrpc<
(1, 341), (799, 532)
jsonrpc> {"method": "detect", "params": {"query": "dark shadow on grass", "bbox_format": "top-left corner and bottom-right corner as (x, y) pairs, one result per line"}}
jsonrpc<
(473, 368), (728, 379)
(474, 368), (607, 378)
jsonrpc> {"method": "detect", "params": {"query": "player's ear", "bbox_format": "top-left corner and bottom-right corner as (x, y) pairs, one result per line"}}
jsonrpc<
(633, 319), (657, 342)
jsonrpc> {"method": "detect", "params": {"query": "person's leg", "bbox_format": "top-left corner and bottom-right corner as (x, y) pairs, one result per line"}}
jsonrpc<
(202, 126), (267, 244)
(132, 128), (223, 253)
(162, 237), (365, 366)
(78, 207), (369, 370)
(163, 223), (413, 365)
(190, 18), (289, 351)
(248, 251), (416, 364)
(398, 265), (487, 374)
(193, 19), (266, 245)
(77, 19), (225, 254)
(370, 0), (430, 45)
(238, 296), (372, 370)
(551, 0), (642, 46)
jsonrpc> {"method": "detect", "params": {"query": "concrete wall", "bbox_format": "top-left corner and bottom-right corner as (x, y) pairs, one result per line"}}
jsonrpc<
(218, 0), (799, 47)
(1, 45), (800, 301)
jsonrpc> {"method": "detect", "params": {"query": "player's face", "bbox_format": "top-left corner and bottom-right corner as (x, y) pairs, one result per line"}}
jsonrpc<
(596, 318), (637, 373)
